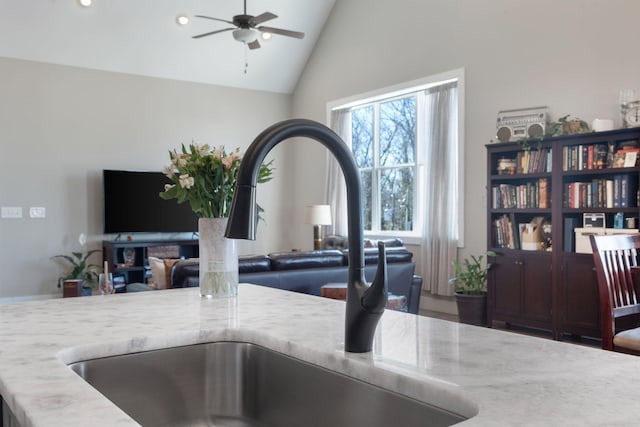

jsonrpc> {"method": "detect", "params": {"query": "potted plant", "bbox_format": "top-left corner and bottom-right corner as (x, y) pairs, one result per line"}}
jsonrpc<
(546, 115), (591, 137)
(52, 249), (101, 297)
(159, 143), (274, 297)
(449, 251), (496, 326)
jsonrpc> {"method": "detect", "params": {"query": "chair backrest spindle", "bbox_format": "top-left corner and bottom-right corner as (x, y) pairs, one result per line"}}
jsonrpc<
(590, 233), (640, 353)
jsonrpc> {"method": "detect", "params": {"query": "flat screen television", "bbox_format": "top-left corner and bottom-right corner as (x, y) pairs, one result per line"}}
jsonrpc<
(103, 169), (198, 234)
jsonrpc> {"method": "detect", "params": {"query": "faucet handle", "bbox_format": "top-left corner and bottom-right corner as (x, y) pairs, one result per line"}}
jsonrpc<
(362, 241), (388, 312)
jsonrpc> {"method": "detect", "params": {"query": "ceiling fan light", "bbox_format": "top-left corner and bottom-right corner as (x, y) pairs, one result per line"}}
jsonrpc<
(176, 15), (190, 26)
(233, 28), (258, 43)
(261, 31), (272, 40)
(78, 0), (92, 7)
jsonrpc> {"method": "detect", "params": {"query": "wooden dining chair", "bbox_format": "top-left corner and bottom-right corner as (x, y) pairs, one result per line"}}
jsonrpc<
(590, 233), (640, 355)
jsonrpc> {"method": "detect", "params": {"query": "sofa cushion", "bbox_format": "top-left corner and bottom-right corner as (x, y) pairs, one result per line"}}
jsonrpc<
(268, 250), (345, 271)
(322, 235), (349, 250)
(343, 246), (413, 264)
(364, 238), (404, 248)
(169, 259), (199, 288)
(239, 255), (271, 273)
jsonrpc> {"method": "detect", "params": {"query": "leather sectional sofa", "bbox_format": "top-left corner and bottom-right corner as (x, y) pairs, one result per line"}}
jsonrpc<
(170, 244), (422, 315)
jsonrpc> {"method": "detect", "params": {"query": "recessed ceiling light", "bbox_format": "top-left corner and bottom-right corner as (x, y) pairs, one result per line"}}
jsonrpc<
(262, 32), (272, 40)
(176, 15), (190, 26)
(79, 0), (92, 7)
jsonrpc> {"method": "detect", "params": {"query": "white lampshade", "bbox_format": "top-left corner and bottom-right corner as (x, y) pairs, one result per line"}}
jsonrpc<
(305, 205), (332, 226)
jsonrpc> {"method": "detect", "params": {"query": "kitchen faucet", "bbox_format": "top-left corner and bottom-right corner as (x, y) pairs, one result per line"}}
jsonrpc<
(225, 118), (388, 353)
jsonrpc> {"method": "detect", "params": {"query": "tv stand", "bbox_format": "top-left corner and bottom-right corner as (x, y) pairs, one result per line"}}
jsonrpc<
(103, 239), (199, 285)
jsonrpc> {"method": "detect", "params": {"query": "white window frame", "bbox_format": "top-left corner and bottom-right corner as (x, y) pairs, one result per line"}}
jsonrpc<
(326, 68), (465, 246)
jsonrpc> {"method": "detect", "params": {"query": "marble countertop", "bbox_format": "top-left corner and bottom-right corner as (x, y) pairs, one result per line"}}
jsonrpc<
(1, 284), (640, 426)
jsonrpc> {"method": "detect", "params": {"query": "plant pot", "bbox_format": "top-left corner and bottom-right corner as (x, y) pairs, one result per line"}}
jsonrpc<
(454, 292), (487, 326)
(62, 279), (84, 298)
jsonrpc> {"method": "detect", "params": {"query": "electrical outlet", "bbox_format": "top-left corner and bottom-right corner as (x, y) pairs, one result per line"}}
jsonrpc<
(1, 207), (23, 219)
(29, 207), (46, 218)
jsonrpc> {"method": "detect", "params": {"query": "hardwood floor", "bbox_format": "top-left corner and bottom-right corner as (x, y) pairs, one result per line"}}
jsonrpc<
(420, 309), (601, 349)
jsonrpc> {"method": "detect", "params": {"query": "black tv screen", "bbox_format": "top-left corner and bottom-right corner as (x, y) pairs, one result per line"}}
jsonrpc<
(103, 170), (198, 234)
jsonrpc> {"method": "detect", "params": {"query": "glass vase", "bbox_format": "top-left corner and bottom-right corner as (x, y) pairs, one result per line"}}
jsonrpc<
(198, 217), (238, 298)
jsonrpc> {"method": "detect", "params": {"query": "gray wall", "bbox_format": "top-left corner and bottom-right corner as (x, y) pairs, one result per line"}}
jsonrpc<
(290, 0), (640, 271)
(0, 57), (291, 300)
(4, 0), (640, 301)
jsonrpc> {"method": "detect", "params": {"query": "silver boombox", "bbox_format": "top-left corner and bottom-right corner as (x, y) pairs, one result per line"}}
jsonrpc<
(496, 106), (548, 142)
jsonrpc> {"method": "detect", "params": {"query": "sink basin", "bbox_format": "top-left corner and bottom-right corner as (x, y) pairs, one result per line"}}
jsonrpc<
(69, 341), (467, 427)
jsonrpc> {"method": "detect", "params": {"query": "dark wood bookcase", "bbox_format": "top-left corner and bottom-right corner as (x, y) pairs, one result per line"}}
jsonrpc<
(486, 128), (640, 340)
(103, 239), (199, 285)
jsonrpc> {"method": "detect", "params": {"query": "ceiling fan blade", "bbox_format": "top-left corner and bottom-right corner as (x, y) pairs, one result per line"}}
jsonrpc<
(248, 39), (261, 50)
(258, 26), (305, 39)
(192, 28), (235, 39)
(194, 15), (235, 25)
(249, 12), (277, 26)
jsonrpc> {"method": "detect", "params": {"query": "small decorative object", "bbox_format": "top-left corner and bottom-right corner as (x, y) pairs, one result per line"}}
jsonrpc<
(99, 272), (114, 295)
(497, 157), (517, 175)
(160, 143), (273, 297)
(449, 251), (496, 326)
(52, 248), (101, 297)
(495, 106), (548, 142)
(620, 89), (638, 128)
(123, 248), (136, 266)
(591, 118), (614, 132)
(304, 205), (332, 250)
(622, 100), (640, 128)
(99, 261), (114, 295)
(614, 212), (625, 229)
(546, 115), (590, 137)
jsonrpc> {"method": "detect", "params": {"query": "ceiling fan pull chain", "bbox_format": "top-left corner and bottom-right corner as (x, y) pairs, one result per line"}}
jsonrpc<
(244, 44), (249, 74)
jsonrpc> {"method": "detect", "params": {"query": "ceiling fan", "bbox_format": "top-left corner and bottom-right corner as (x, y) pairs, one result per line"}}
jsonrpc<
(192, 0), (305, 50)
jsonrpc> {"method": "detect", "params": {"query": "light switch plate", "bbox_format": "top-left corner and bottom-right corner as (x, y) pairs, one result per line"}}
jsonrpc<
(1, 207), (23, 218)
(29, 207), (46, 218)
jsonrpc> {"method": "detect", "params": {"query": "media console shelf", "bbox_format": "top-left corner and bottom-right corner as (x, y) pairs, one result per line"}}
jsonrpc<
(103, 239), (199, 285)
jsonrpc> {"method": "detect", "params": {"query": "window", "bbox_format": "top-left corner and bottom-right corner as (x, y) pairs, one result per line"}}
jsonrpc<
(352, 96), (417, 232)
(328, 69), (464, 243)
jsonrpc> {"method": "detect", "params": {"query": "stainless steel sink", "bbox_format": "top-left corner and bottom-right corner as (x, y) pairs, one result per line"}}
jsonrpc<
(69, 341), (467, 427)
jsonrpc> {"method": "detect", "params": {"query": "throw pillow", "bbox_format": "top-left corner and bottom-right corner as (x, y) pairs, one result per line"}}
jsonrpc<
(148, 257), (181, 290)
(163, 258), (180, 288)
(148, 256), (166, 289)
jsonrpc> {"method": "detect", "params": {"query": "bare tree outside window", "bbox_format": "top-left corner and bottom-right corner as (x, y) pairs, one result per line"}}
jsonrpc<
(352, 96), (417, 232)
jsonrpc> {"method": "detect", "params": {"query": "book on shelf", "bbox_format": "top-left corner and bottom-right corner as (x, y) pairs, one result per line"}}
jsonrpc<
(563, 176), (637, 209)
(493, 214), (519, 249)
(563, 217), (578, 252)
(562, 143), (624, 171)
(492, 178), (550, 209)
(515, 148), (551, 174)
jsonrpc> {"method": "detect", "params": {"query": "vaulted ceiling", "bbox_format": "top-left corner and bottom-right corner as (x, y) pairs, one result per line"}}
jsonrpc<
(0, 0), (336, 94)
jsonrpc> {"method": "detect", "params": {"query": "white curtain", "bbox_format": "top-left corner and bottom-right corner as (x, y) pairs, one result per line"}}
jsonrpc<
(326, 109), (350, 237)
(421, 82), (459, 296)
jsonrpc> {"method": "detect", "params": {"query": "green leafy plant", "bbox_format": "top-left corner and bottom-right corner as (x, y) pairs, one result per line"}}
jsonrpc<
(546, 115), (591, 137)
(159, 143), (274, 218)
(449, 251), (496, 295)
(52, 249), (101, 288)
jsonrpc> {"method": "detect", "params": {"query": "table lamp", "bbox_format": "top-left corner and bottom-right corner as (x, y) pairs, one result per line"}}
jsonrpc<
(305, 205), (332, 250)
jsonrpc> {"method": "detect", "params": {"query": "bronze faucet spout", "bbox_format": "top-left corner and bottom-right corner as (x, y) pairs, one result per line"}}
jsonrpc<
(225, 118), (388, 352)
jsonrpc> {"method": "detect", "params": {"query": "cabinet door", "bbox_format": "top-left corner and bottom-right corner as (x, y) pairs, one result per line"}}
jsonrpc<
(521, 254), (552, 326)
(561, 254), (600, 338)
(489, 254), (522, 319)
